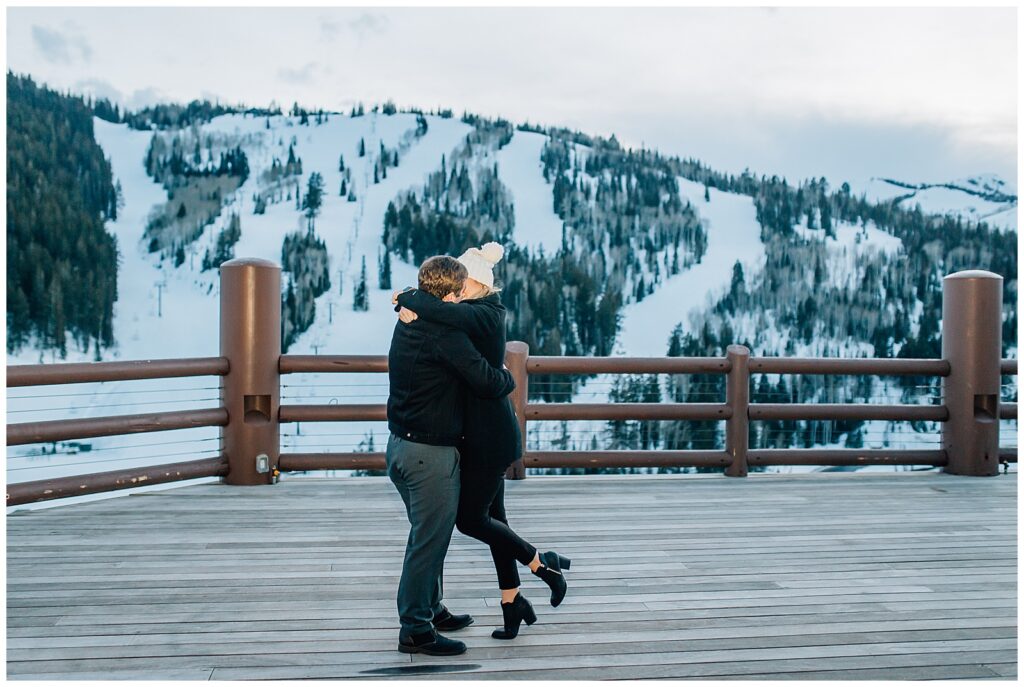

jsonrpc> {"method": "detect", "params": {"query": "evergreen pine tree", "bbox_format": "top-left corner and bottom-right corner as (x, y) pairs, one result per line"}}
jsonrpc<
(378, 248), (392, 289)
(353, 256), (369, 311)
(820, 198), (835, 238)
(301, 172), (325, 229)
(667, 324), (683, 357)
(730, 261), (745, 297)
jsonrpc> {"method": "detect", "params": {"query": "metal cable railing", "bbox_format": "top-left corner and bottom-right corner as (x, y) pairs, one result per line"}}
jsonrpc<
(6, 261), (1017, 505)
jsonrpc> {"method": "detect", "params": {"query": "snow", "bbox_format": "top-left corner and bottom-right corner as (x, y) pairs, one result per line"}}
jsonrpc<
(7, 113), (1016, 509)
(904, 186), (1016, 231)
(7, 112), (474, 509)
(495, 130), (564, 254)
(853, 175), (1017, 233)
(613, 179), (767, 357)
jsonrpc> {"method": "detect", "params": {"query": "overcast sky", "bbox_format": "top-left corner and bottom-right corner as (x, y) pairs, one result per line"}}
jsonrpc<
(6, 6), (1017, 187)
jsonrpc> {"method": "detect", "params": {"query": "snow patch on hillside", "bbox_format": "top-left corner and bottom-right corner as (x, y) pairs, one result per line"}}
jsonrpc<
(614, 179), (766, 358)
(855, 174), (1017, 232)
(496, 130), (564, 254)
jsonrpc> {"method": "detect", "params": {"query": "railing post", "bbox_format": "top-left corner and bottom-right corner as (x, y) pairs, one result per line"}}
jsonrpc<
(941, 270), (1003, 476)
(504, 341), (529, 480)
(220, 258), (281, 485)
(725, 344), (750, 477)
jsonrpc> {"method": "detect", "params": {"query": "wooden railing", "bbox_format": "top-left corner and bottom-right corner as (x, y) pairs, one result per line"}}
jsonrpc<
(5, 259), (1018, 506)
(6, 357), (230, 506)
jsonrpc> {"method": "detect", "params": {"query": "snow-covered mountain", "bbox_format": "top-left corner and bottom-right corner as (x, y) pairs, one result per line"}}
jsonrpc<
(7, 110), (1017, 507)
(856, 173), (1017, 232)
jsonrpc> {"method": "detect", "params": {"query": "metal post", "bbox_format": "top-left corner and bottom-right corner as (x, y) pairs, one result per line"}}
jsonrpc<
(504, 341), (529, 480)
(725, 344), (750, 477)
(941, 270), (1003, 476)
(220, 258), (281, 485)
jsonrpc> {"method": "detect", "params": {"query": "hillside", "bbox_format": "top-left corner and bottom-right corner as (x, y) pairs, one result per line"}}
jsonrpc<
(6, 97), (1018, 493)
(6, 72), (119, 357)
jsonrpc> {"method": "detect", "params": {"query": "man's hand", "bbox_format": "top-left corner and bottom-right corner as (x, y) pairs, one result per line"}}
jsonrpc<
(398, 307), (419, 323)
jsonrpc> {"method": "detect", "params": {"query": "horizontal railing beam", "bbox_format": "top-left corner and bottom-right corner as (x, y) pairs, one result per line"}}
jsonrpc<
(6, 357), (229, 387)
(527, 357), (729, 375)
(999, 403), (1016, 420)
(999, 448), (1018, 463)
(7, 408), (229, 446)
(523, 450), (731, 469)
(750, 404), (949, 422)
(526, 403), (730, 421)
(279, 453), (385, 471)
(748, 449), (948, 466)
(749, 357), (951, 376)
(278, 405), (386, 423)
(279, 355), (387, 374)
(6, 456), (229, 507)
(1001, 359), (1017, 376)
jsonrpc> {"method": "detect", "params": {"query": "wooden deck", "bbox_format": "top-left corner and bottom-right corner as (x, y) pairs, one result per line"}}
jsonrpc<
(6, 471), (1017, 680)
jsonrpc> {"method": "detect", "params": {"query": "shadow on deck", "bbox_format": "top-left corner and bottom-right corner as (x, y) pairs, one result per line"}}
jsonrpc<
(6, 472), (1018, 680)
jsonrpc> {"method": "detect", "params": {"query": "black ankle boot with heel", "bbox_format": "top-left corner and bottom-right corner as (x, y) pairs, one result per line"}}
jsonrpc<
(491, 592), (537, 640)
(532, 550), (571, 607)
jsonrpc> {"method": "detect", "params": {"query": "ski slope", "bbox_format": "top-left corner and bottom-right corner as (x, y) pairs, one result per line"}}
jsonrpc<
(495, 130), (564, 255)
(7, 111), (1016, 508)
(614, 179), (767, 358)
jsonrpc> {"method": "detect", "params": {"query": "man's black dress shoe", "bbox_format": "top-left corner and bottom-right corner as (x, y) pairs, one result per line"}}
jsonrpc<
(397, 629), (467, 656)
(432, 606), (475, 632)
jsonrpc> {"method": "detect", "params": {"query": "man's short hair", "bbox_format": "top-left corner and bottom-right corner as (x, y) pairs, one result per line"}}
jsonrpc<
(418, 255), (468, 299)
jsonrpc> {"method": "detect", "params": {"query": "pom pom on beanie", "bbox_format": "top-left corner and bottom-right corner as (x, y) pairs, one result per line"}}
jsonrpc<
(479, 242), (504, 264)
(457, 242), (505, 289)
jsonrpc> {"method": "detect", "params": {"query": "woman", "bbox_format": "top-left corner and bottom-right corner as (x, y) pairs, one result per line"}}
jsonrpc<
(393, 242), (570, 640)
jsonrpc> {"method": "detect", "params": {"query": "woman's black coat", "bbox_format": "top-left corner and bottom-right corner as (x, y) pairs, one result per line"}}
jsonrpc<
(395, 288), (522, 470)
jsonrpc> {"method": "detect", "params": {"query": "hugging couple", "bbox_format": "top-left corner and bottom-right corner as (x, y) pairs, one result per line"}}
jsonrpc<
(385, 242), (571, 656)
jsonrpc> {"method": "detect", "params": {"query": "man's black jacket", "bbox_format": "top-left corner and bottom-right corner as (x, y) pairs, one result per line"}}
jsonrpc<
(396, 289), (522, 469)
(387, 316), (515, 447)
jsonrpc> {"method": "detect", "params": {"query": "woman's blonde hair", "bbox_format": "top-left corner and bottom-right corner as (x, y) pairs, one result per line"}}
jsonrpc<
(465, 279), (501, 299)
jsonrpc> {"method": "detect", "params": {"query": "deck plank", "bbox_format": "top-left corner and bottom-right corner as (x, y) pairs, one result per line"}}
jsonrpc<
(7, 471), (1016, 680)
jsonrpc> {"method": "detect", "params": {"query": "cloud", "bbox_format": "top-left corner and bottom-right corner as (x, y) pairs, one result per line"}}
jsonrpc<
(278, 62), (321, 85)
(348, 12), (388, 38)
(319, 15), (342, 41)
(125, 87), (172, 110)
(72, 78), (124, 104)
(31, 24), (91, 64)
(200, 89), (233, 105)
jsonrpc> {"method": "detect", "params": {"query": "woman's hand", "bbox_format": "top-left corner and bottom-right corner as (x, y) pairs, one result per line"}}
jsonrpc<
(398, 307), (419, 323)
(391, 287), (414, 305)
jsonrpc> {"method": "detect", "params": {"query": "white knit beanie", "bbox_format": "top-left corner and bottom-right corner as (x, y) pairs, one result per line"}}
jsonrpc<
(457, 242), (504, 289)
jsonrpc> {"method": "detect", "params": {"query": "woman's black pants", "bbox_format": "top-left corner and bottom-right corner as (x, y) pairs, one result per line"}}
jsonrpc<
(455, 462), (537, 590)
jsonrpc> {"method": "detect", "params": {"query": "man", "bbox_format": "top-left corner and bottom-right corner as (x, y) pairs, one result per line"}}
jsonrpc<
(385, 255), (516, 656)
